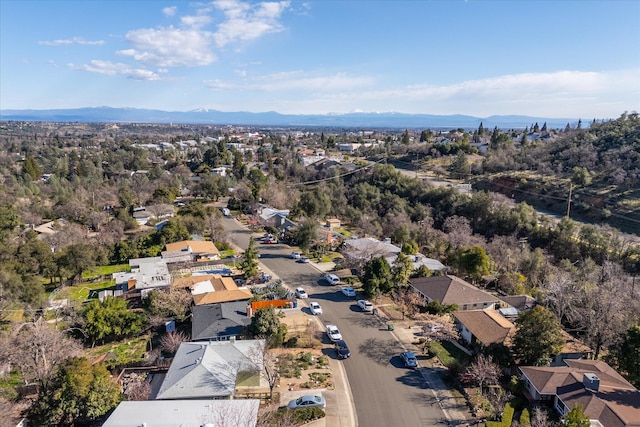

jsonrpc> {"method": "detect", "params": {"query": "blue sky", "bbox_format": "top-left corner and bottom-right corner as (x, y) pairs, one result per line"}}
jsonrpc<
(1, 0), (638, 119)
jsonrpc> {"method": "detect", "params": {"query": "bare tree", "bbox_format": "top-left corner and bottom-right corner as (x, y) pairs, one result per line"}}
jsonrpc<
(123, 376), (151, 401)
(417, 313), (459, 355)
(199, 399), (261, 427)
(0, 317), (82, 386)
(485, 387), (513, 421)
(461, 354), (501, 390)
(249, 339), (280, 400)
(570, 261), (633, 358)
(148, 287), (192, 321)
(159, 331), (190, 355)
(542, 268), (579, 324)
(530, 407), (554, 427)
(207, 210), (227, 243)
(443, 215), (478, 249)
(393, 287), (422, 320)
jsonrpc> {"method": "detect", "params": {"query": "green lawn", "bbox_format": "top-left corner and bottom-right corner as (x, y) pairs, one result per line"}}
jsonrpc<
(87, 334), (151, 366)
(0, 371), (22, 399)
(428, 341), (456, 366)
(54, 280), (116, 303)
(82, 264), (130, 280)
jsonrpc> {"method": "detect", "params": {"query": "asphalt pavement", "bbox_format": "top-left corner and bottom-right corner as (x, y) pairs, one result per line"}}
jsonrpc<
(222, 216), (475, 426)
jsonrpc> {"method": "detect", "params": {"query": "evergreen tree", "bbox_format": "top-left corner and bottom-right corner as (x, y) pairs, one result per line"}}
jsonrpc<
(27, 358), (122, 426)
(241, 238), (260, 279)
(563, 404), (590, 427)
(402, 129), (410, 145)
(513, 306), (564, 366)
(23, 155), (41, 181)
(362, 256), (393, 299)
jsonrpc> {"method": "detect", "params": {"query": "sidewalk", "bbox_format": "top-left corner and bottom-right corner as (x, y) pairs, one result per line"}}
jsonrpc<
(390, 320), (476, 426)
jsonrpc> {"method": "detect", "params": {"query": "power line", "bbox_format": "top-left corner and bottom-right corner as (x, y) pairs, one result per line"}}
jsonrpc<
(286, 158), (386, 187)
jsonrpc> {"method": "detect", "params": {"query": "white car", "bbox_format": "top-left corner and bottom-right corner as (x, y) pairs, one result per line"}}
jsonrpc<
(341, 287), (356, 297)
(290, 251), (301, 259)
(357, 299), (374, 312)
(309, 301), (323, 315)
(324, 273), (340, 285)
(295, 287), (308, 299)
(326, 324), (342, 342)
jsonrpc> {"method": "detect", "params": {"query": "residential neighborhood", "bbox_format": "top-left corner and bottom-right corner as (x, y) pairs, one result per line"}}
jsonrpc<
(0, 115), (639, 427)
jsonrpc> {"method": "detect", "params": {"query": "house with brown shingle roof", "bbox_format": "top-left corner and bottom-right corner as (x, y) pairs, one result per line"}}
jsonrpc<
(173, 274), (252, 305)
(453, 309), (515, 349)
(519, 359), (640, 427)
(163, 240), (220, 263)
(408, 275), (500, 311)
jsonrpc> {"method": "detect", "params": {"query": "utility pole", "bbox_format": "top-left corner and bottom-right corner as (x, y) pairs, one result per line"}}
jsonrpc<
(566, 183), (573, 217)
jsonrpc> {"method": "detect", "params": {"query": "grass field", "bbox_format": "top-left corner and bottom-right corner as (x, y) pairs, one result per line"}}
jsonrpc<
(54, 280), (116, 303)
(82, 264), (130, 280)
(86, 334), (151, 366)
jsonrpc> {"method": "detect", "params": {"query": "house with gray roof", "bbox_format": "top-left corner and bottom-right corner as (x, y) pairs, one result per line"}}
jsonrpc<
(408, 275), (500, 310)
(103, 399), (260, 427)
(343, 237), (446, 272)
(156, 340), (267, 400)
(113, 257), (171, 297)
(191, 300), (252, 341)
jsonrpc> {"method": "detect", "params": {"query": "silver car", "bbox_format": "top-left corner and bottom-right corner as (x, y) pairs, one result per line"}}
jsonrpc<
(287, 395), (326, 410)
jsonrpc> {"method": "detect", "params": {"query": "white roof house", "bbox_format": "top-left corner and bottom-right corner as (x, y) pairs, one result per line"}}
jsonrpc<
(112, 257), (171, 295)
(103, 399), (260, 427)
(156, 340), (267, 400)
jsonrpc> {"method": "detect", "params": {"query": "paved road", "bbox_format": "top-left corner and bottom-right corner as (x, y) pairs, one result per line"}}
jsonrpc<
(223, 217), (449, 427)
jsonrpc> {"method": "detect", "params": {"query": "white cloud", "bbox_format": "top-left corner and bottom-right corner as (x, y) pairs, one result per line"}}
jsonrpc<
(69, 60), (161, 80)
(163, 6), (177, 17)
(118, 27), (216, 67)
(203, 68), (638, 118)
(103, 1), (290, 72)
(181, 14), (212, 28)
(204, 70), (373, 91)
(212, 0), (290, 47)
(38, 37), (104, 46)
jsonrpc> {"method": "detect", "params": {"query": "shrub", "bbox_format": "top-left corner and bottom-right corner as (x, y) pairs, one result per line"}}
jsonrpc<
(486, 403), (515, 427)
(291, 407), (325, 423)
(520, 407), (531, 426)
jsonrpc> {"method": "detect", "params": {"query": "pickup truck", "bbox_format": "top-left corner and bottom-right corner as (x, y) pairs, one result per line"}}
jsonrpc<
(357, 299), (374, 312)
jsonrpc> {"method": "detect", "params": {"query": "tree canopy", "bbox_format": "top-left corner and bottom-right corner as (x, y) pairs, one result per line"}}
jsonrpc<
(512, 306), (564, 366)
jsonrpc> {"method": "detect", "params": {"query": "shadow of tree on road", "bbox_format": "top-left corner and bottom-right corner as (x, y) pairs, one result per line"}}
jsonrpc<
(344, 313), (382, 329)
(358, 337), (398, 365)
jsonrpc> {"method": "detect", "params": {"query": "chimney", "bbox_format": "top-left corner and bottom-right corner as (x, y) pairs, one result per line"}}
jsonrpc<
(583, 373), (600, 391)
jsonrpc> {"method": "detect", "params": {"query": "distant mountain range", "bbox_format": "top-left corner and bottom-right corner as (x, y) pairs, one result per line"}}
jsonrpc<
(0, 106), (578, 129)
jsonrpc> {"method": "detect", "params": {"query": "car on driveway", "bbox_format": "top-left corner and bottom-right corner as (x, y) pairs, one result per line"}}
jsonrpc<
(295, 287), (308, 299)
(324, 273), (340, 285)
(326, 324), (342, 342)
(341, 287), (356, 297)
(357, 299), (374, 312)
(334, 339), (351, 359)
(400, 351), (418, 369)
(290, 251), (301, 259)
(309, 301), (322, 315)
(287, 395), (326, 410)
